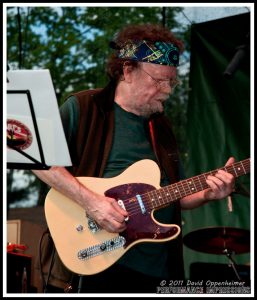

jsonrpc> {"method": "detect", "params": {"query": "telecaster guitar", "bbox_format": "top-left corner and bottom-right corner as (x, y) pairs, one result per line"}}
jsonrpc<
(45, 158), (250, 275)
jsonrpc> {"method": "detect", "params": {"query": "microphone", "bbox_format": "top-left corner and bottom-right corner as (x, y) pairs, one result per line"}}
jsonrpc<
(227, 182), (250, 212)
(223, 32), (250, 79)
(227, 195), (233, 212)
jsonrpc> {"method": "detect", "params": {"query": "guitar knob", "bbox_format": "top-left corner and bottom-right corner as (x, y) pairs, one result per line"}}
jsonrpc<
(100, 243), (106, 251)
(88, 221), (95, 229)
(76, 225), (84, 232)
(81, 251), (87, 258)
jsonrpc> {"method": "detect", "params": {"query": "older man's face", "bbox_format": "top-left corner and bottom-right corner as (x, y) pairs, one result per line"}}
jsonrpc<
(127, 62), (178, 117)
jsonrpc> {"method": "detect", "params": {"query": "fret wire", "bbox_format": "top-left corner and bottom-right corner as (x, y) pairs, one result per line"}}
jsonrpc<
(154, 189), (161, 206)
(181, 179), (190, 195)
(162, 186), (171, 205)
(187, 178), (197, 194)
(228, 165), (235, 175)
(238, 163), (245, 175)
(146, 190), (156, 209)
(166, 186), (175, 204)
(192, 182), (200, 191)
(196, 175), (203, 190)
(202, 173), (208, 182)
(232, 164), (239, 176)
(148, 187), (172, 209)
(152, 189), (161, 207)
(183, 180), (192, 194)
(199, 174), (209, 190)
(166, 184), (181, 201)
(167, 186), (179, 202)
(153, 190), (161, 207)
(151, 190), (158, 207)
(179, 181), (187, 197)
(158, 188), (166, 206)
(174, 182), (183, 198)
(235, 162), (246, 176)
(185, 179), (192, 194)
(192, 177), (199, 192)
(161, 188), (168, 205)
(240, 161), (246, 174)
(163, 186), (173, 204)
(233, 163), (241, 176)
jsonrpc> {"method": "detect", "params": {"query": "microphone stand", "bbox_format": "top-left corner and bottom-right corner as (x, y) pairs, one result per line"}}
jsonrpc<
(223, 248), (242, 281)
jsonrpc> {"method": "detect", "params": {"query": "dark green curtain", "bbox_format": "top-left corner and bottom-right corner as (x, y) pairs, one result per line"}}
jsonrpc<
(182, 13), (251, 279)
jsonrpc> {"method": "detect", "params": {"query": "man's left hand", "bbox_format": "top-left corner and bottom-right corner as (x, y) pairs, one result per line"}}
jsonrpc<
(204, 157), (236, 201)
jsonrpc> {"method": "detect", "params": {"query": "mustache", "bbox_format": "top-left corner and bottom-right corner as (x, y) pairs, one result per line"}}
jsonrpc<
(158, 93), (169, 100)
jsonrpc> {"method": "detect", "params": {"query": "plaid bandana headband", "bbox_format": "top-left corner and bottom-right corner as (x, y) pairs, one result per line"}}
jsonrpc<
(117, 40), (180, 67)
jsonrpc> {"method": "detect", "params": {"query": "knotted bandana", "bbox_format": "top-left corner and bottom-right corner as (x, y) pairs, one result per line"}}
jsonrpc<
(116, 40), (180, 67)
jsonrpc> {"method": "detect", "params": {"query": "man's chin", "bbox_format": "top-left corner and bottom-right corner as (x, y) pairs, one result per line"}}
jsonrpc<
(154, 103), (164, 114)
(146, 106), (164, 118)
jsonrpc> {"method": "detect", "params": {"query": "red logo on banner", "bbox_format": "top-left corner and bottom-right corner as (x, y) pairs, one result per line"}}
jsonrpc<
(7, 119), (33, 150)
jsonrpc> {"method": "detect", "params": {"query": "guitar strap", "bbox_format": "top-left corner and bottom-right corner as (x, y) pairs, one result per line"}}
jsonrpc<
(148, 116), (180, 184)
(149, 119), (161, 166)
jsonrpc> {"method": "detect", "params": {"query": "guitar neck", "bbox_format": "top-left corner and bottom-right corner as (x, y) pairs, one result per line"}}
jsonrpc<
(147, 158), (250, 209)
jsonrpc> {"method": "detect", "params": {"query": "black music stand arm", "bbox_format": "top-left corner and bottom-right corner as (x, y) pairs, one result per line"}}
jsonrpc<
(7, 144), (49, 170)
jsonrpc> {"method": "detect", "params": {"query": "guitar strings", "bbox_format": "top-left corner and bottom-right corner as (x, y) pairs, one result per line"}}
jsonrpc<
(116, 159), (250, 218)
(120, 180), (205, 217)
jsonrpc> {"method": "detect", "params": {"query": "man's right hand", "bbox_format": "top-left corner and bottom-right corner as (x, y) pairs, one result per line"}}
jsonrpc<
(32, 166), (128, 233)
(84, 193), (129, 233)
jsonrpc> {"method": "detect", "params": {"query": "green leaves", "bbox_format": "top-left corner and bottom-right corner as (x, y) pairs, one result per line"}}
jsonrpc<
(7, 6), (186, 104)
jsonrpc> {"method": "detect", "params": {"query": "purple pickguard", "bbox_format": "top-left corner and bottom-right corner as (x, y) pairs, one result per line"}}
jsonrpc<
(105, 183), (180, 247)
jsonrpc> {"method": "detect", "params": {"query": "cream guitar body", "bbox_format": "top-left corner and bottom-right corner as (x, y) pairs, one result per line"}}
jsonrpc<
(45, 159), (180, 275)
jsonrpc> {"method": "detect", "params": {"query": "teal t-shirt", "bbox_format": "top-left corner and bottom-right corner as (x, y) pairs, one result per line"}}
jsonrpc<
(103, 102), (156, 177)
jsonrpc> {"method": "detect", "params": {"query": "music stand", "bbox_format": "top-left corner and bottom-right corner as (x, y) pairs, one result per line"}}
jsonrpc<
(7, 69), (72, 170)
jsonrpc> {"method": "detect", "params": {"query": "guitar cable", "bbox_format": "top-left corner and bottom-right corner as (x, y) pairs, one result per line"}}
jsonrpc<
(38, 229), (56, 293)
(39, 229), (78, 293)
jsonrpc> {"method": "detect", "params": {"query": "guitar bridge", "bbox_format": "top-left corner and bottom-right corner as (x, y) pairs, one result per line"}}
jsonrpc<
(77, 236), (126, 260)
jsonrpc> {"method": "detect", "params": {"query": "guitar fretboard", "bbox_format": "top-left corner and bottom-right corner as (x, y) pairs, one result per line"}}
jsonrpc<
(146, 158), (250, 210)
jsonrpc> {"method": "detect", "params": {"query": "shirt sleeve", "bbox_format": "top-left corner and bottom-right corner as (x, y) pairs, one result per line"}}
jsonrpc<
(59, 95), (79, 164)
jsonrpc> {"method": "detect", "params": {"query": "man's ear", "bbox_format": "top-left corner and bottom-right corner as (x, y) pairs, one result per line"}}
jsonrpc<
(123, 63), (134, 83)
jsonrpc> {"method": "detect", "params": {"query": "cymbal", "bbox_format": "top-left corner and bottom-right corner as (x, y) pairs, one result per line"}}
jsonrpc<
(183, 227), (250, 255)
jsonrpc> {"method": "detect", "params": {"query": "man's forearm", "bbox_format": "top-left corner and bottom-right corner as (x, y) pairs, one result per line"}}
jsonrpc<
(32, 166), (128, 233)
(32, 167), (94, 210)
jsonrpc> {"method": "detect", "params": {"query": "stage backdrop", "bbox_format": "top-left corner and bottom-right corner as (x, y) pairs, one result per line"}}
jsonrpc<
(182, 12), (251, 279)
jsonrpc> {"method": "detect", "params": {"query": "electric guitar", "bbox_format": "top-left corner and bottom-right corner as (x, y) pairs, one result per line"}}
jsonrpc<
(45, 158), (250, 275)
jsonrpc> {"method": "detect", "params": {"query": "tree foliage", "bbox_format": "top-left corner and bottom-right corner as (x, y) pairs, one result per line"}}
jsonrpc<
(6, 6), (191, 207)
(7, 6), (189, 100)
(6, 169), (40, 212)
